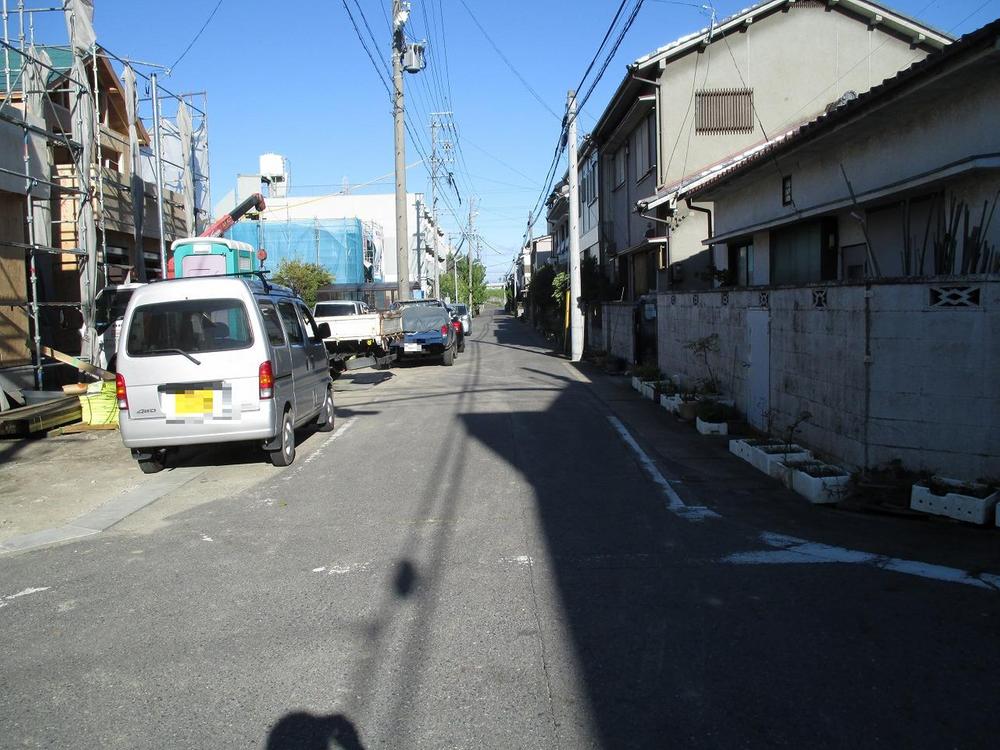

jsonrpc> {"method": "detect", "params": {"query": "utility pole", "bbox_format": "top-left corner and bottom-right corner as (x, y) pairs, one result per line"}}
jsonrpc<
(392, 0), (411, 301)
(451, 234), (458, 303)
(467, 196), (477, 312)
(430, 114), (441, 299)
(415, 196), (422, 297)
(567, 90), (584, 362)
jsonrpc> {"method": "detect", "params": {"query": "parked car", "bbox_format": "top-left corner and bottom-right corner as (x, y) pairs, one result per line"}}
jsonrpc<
(116, 275), (335, 473)
(444, 304), (466, 354)
(391, 304), (457, 366)
(450, 303), (472, 335)
(390, 298), (446, 311)
(314, 300), (371, 317)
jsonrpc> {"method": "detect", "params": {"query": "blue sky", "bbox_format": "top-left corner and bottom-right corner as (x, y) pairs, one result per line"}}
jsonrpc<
(29, 0), (1000, 280)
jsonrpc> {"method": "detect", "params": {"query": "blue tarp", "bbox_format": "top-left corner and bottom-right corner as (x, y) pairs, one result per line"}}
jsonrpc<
(227, 218), (377, 285)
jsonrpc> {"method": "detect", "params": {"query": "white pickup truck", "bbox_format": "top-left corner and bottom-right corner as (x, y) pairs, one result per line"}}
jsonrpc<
(312, 300), (404, 371)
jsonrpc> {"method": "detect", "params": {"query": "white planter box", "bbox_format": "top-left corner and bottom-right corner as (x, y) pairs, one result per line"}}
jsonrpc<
(640, 383), (656, 401)
(746, 444), (811, 479)
(729, 439), (752, 461)
(696, 417), (728, 435)
(661, 394), (682, 414)
(910, 478), (1000, 526)
(631, 376), (641, 391)
(784, 462), (851, 504)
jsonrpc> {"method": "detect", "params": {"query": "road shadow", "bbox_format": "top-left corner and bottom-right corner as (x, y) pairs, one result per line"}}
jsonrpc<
(451, 309), (1000, 749)
(266, 712), (366, 750)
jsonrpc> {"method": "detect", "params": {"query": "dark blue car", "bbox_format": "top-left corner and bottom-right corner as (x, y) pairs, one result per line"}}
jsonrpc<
(392, 305), (457, 366)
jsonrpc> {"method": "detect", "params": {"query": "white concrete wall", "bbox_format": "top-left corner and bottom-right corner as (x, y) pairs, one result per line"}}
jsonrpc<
(657, 279), (1000, 479)
(603, 302), (635, 364)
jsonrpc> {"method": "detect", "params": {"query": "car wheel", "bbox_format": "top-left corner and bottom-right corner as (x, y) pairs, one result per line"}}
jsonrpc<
(442, 347), (455, 366)
(269, 409), (296, 466)
(316, 388), (335, 432)
(137, 449), (166, 474)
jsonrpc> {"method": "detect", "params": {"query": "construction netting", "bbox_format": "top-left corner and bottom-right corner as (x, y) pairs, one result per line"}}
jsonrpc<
(227, 218), (380, 285)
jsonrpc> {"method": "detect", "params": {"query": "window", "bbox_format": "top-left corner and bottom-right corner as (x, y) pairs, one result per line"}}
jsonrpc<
(635, 118), (650, 177)
(695, 88), (754, 134)
(782, 175), (793, 206)
(258, 300), (287, 346)
(126, 299), (253, 356)
(635, 113), (655, 179)
(277, 301), (305, 345)
(297, 304), (322, 341)
(613, 146), (626, 188)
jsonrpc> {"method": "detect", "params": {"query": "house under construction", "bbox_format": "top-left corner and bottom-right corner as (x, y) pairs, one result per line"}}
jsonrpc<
(0, 0), (210, 398)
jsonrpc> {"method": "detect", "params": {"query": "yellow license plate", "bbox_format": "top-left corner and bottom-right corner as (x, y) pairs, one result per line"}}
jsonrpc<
(175, 389), (215, 415)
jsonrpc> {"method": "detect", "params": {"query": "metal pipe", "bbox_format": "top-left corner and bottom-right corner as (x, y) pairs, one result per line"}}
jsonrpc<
(3, 1), (11, 102)
(22, 80), (41, 388)
(91, 41), (107, 284)
(201, 91), (211, 234)
(150, 72), (167, 276)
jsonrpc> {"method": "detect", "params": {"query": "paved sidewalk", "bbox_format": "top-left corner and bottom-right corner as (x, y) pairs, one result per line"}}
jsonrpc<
(0, 430), (142, 546)
(573, 360), (1000, 576)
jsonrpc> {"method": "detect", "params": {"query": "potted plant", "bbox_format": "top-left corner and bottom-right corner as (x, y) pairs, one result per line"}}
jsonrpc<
(781, 459), (852, 504)
(910, 476), (999, 525)
(631, 363), (662, 397)
(695, 399), (738, 435)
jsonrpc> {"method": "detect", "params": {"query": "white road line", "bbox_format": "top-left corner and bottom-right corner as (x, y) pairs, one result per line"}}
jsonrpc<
(608, 416), (720, 522)
(4, 586), (50, 600)
(283, 417), (358, 482)
(724, 532), (1000, 592)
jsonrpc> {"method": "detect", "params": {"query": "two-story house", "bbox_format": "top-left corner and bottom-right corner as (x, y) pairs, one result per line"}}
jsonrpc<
(593, 0), (950, 304)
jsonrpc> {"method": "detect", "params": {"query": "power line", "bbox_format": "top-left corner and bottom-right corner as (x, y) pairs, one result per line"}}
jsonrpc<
(457, 0), (562, 121)
(169, 0), (225, 72)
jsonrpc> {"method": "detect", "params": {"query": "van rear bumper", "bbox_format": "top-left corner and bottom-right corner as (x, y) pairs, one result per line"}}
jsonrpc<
(120, 401), (277, 448)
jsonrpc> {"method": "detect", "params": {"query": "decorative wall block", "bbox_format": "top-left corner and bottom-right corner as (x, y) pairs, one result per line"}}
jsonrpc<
(758, 291), (769, 308)
(812, 289), (828, 309)
(929, 286), (981, 308)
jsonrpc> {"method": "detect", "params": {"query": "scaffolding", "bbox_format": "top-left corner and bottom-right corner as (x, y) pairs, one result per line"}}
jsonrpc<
(0, 1), (211, 392)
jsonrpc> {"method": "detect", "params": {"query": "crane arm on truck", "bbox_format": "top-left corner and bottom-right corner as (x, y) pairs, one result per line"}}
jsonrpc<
(199, 193), (266, 239)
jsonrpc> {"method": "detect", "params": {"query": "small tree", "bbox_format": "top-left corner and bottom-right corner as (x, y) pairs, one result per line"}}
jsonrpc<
(271, 259), (333, 308)
(684, 333), (721, 394)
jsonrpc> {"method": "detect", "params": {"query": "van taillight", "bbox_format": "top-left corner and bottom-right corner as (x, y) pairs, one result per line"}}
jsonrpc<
(115, 373), (128, 409)
(259, 361), (274, 399)
(440, 324), (449, 336)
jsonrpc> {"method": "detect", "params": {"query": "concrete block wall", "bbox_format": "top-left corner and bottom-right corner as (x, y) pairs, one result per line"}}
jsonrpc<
(657, 290), (751, 398)
(602, 302), (635, 365)
(866, 280), (999, 478)
(655, 279), (1000, 479)
(768, 286), (867, 469)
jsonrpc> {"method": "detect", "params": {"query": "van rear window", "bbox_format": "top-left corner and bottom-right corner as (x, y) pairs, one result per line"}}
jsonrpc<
(126, 299), (253, 356)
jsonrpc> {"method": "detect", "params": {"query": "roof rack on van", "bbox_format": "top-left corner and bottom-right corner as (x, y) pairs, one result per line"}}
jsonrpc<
(152, 270), (273, 292)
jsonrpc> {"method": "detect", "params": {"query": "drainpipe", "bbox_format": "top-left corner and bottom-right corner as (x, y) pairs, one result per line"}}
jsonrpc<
(637, 198), (674, 288)
(686, 198), (713, 240)
(687, 198), (715, 287)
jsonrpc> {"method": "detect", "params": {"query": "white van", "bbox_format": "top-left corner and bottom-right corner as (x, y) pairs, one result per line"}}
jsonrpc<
(116, 276), (335, 473)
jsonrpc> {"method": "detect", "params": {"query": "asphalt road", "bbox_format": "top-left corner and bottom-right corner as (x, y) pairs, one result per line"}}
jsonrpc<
(2, 308), (999, 749)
